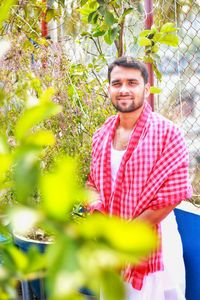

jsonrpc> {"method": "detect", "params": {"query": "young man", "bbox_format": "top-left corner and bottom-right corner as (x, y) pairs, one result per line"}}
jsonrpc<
(87, 57), (192, 299)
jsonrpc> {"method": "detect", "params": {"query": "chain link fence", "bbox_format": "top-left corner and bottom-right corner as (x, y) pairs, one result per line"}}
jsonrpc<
(153, 1), (200, 202)
(46, 0), (200, 200)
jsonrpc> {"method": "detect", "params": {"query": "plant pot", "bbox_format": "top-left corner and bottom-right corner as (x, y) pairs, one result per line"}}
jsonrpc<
(13, 232), (52, 300)
(174, 208), (200, 300)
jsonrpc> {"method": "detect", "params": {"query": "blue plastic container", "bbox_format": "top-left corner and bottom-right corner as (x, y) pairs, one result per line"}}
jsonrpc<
(175, 208), (200, 300)
(14, 233), (50, 299)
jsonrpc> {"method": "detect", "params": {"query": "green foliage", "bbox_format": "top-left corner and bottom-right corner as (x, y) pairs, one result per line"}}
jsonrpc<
(78, 0), (133, 55)
(0, 0), (17, 30)
(150, 86), (162, 94)
(15, 95), (62, 141)
(0, 48), (157, 299)
(139, 23), (179, 81)
(0, 1), (186, 298)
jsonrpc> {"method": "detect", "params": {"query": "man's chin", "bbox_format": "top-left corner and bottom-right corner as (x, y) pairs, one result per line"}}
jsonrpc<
(116, 105), (139, 113)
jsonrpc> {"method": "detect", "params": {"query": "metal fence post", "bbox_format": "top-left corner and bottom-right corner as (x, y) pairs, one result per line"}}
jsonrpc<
(144, 0), (154, 111)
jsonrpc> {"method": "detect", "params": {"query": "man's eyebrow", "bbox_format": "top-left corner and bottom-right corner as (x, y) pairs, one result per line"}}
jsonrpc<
(111, 79), (121, 84)
(111, 78), (139, 84)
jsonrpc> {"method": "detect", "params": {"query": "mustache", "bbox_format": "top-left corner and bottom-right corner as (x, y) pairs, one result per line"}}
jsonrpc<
(116, 97), (135, 100)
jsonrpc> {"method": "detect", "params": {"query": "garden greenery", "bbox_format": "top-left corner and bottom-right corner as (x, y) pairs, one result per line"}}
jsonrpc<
(0, 0), (181, 299)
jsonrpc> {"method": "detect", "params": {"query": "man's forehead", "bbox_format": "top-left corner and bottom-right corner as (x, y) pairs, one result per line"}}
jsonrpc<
(111, 66), (142, 74)
(110, 67), (143, 80)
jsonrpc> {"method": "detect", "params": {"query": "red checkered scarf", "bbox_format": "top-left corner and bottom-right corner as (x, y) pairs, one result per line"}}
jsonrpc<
(88, 101), (192, 289)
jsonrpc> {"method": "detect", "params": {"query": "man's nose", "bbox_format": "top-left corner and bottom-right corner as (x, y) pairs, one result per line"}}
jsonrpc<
(119, 84), (129, 93)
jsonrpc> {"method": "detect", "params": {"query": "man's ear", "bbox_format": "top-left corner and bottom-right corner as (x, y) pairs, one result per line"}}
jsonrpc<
(144, 83), (150, 98)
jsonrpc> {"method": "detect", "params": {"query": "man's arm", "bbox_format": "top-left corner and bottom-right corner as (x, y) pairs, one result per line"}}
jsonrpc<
(135, 203), (179, 226)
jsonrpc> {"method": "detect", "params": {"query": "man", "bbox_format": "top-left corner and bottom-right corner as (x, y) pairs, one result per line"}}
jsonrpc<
(87, 57), (192, 299)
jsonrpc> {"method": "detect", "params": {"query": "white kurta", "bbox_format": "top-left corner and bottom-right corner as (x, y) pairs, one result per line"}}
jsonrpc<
(101, 146), (186, 300)
(122, 211), (186, 300)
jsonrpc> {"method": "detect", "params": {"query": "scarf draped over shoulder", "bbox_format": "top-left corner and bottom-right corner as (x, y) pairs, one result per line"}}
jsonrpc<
(87, 101), (192, 289)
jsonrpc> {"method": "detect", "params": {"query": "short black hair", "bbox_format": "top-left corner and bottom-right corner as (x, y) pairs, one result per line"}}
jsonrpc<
(108, 56), (148, 84)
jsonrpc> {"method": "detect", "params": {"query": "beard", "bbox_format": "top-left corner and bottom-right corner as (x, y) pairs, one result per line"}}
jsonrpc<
(112, 93), (145, 113)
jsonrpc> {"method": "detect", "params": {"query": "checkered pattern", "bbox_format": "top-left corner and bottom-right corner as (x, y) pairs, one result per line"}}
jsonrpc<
(87, 101), (192, 289)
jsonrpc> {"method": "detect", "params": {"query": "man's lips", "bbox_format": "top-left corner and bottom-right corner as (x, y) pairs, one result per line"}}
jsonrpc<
(116, 98), (134, 101)
(116, 97), (134, 101)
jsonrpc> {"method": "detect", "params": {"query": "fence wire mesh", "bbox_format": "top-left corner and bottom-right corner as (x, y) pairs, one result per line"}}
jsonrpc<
(153, 1), (200, 202)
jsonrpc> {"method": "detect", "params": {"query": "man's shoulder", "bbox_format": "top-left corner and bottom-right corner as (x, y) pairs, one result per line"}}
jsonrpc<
(93, 115), (117, 138)
(152, 112), (182, 132)
(151, 112), (185, 144)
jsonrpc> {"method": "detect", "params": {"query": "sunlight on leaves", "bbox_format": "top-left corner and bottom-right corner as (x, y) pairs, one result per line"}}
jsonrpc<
(9, 206), (42, 235)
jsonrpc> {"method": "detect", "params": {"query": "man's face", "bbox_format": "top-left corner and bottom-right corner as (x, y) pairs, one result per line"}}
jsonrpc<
(108, 66), (150, 113)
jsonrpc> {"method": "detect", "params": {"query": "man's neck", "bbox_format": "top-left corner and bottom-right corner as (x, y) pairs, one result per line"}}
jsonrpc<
(118, 105), (144, 130)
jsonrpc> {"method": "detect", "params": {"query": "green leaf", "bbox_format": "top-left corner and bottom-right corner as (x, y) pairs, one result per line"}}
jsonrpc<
(25, 130), (56, 146)
(0, 135), (9, 154)
(39, 87), (55, 103)
(13, 148), (41, 203)
(0, 86), (6, 102)
(139, 29), (152, 37)
(80, 0), (89, 5)
(150, 86), (162, 94)
(5, 245), (29, 272)
(153, 32), (163, 42)
(0, 136), (12, 182)
(25, 246), (47, 275)
(104, 10), (117, 26)
(89, 0), (99, 9)
(142, 56), (154, 63)
(101, 271), (125, 300)
(138, 37), (152, 46)
(15, 102), (62, 140)
(122, 8), (134, 18)
(104, 27), (118, 45)
(45, 8), (56, 22)
(88, 11), (97, 23)
(104, 31), (112, 45)
(80, 31), (90, 37)
(160, 22), (178, 33)
(98, 5), (106, 16)
(0, 0), (17, 30)
(151, 44), (159, 53)
(152, 63), (162, 81)
(93, 30), (105, 37)
(41, 157), (86, 220)
(0, 154), (12, 182)
(159, 34), (179, 47)
(110, 27), (118, 41)
(76, 215), (157, 256)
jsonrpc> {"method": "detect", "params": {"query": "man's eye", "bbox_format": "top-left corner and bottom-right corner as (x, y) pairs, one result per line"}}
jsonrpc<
(129, 81), (137, 85)
(112, 82), (120, 86)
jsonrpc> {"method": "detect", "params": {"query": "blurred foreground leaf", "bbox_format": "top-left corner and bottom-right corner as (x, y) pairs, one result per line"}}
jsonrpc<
(101, 271), (125, 300)
(76, 215), (157, 256)
(41, 157), (87, 220)
(13, 147), (41, 203)
(25, 130), (56, 146)
(0, 0), (17, 30)
(15, 102), (62, 141)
